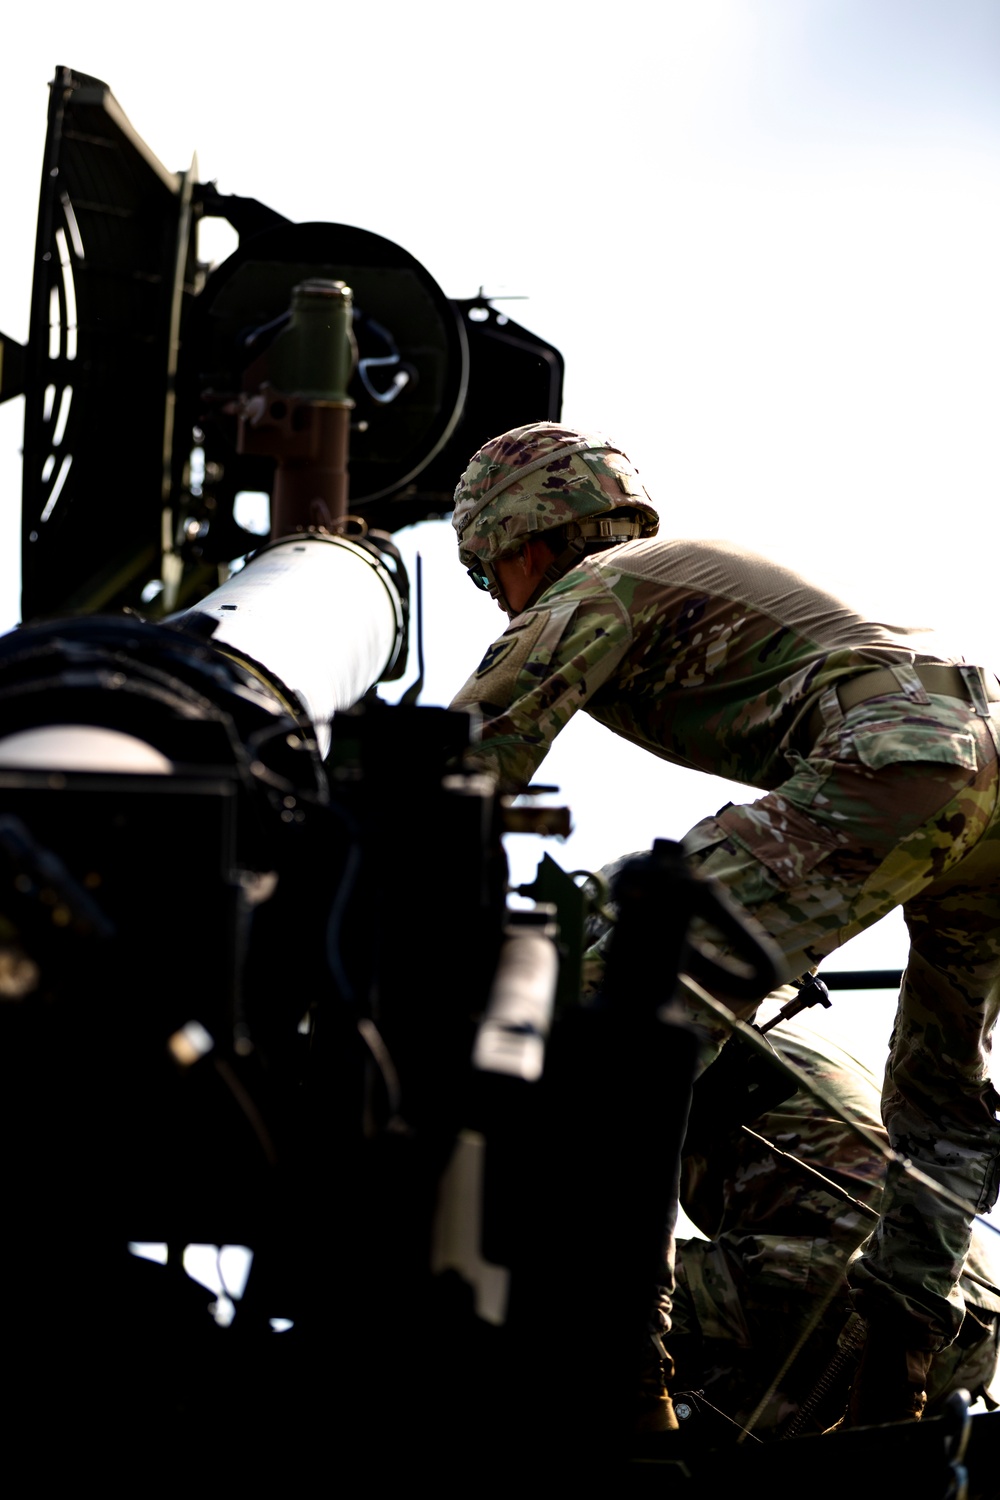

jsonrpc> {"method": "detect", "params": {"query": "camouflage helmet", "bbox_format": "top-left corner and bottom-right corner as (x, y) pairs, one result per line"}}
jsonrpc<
(452, 421), (659, 570)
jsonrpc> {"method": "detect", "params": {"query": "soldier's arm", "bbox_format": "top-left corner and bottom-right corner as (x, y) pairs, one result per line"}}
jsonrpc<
(450, 580), (633, 791)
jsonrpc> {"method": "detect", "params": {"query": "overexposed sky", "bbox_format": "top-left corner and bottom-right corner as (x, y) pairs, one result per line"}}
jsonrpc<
(2, 1), (1000, 1036)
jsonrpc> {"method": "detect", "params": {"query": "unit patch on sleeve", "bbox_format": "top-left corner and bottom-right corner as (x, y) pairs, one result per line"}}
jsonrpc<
(475, 637), (518, 678)
(468, 611), (550, 700)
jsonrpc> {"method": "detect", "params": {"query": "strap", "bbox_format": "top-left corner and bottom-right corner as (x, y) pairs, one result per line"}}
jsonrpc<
(569, 516), (645, 541)
(520, 523), (644, 613)
(836, 663), (999, 713)
(959, 662), (1000, 715)
(807, 662), (1000, 746)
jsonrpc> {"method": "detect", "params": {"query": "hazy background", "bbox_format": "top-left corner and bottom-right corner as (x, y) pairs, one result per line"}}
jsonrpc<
(2, 1), (999, 1068)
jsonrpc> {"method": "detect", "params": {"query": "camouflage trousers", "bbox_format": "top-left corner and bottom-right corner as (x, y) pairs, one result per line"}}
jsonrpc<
(675, 669), (1000, 1349)
(670, 1239), (1000, 1437)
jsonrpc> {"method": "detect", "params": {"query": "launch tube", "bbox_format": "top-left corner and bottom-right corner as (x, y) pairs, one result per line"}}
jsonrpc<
(0, 531), (405, 776)
(172, 532), (405, 751)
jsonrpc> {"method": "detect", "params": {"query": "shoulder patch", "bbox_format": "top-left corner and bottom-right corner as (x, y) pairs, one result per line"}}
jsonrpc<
(475, 637), (519, 678)
(468, 610), (551, 704)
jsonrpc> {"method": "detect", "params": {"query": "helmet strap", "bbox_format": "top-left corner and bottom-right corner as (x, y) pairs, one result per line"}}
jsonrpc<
(520, 537), (589, 612)
(519, 517), (645, 613)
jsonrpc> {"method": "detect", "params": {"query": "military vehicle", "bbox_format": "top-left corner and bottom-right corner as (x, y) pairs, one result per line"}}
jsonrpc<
(0, 67), (996, 1492)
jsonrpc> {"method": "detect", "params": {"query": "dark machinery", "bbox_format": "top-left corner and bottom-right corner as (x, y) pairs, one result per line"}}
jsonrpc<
(0, 66), (697, 1474)
(6, 65), (563, 622)
(0, 64), (567, 1470)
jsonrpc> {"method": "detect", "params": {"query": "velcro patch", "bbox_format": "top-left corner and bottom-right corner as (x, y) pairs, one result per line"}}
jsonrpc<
(475, 637), (519, 678)
(470, 611), (550, 702)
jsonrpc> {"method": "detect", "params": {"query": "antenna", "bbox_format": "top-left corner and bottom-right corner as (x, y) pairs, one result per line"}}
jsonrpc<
(399, 553), (425, 707)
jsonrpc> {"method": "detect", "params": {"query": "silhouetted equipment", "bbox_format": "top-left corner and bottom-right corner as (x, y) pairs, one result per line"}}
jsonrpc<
(1, 66), (997, 1494)
(5, 65), (563, 622)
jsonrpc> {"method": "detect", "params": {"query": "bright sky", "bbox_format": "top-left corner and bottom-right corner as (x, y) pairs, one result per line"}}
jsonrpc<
(2, 2), (1000, 1065)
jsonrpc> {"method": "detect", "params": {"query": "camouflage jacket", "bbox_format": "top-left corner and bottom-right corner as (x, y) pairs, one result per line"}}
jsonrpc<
(450, 538), (957, 791)
(678, 1018), (1000, 1340)
(672, 1018), (1000, 1429)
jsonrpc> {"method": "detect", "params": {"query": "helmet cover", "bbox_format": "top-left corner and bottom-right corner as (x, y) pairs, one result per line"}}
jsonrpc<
(452, 421), (659, 569)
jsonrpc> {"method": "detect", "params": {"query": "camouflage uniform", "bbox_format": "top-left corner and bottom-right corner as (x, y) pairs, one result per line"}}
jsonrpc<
(670, 1017), (1000, 1436)
(451, 434), (1000, 1351)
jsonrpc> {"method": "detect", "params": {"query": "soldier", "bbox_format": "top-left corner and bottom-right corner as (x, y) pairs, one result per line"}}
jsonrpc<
(672, 1013), (1000, 1438)
(449, 420), (1000, 1428)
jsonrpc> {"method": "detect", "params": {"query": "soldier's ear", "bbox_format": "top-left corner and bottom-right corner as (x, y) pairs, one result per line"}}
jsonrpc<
(521, 535), (554, 579)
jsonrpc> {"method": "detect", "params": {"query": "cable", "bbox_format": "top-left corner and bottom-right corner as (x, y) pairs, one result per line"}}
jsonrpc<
(740, 1125), (1000, 1303)
(737, 1267), (848, 1444)
(679, 972), (1000, 1240)
(673, 1387), (764, 1443)
(212, 1058), (278, 1166)
(778, 1313), (867, 1441)
(741, 1125), (880, 1222)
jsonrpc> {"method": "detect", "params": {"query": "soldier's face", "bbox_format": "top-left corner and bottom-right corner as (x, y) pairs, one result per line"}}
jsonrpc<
(493, 551), (534, 615)
(493, 538), (555, 616)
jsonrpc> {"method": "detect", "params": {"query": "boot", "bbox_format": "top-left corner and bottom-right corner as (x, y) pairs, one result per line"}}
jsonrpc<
(829, 1326), (932, 1429)
(634, 1336), (680, 1433)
